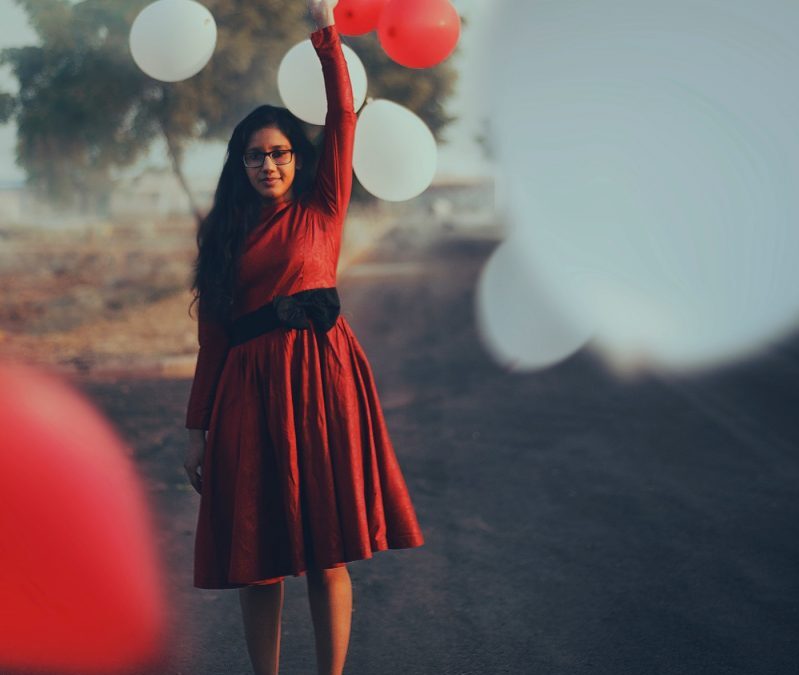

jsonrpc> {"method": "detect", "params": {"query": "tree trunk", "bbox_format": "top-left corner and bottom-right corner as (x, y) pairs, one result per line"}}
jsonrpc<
(158, 118), (203, 227)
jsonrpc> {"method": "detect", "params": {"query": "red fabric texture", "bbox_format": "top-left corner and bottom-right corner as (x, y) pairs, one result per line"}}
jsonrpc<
(186, 24), (425, 588)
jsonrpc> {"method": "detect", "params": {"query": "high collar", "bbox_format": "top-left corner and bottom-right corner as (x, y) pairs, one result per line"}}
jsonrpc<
(259, 196), (294, 219)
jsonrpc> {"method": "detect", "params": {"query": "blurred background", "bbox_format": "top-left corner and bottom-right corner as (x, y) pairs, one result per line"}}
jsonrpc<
(0, 0), (497, 376)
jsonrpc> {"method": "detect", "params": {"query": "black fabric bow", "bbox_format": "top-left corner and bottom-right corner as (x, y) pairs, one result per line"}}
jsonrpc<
(272, 287), (341, 332)
(228, 287), (341, 346)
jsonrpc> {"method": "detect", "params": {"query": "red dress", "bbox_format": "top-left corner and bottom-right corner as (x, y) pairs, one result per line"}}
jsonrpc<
(185, 24), (425, 589)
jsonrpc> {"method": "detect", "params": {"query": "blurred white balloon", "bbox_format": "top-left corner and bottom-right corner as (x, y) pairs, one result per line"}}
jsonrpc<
(476, 237), (594, 372)
(353, 99), (437, 201)
(278, 39), (367, 125)
(129, 0), (217, 82)
(487, 0), (799, 375)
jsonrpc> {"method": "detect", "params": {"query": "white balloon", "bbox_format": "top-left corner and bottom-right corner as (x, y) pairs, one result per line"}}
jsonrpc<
(353, 99), (437, 202)
(278, 39), (367, 125)
(476, 237), (594, 372)
(129, 0), (217, 82)
(488, 0), (799, 375)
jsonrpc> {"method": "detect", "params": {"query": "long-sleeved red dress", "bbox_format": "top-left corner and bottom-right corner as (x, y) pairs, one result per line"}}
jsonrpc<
(185, 24), (425, 589)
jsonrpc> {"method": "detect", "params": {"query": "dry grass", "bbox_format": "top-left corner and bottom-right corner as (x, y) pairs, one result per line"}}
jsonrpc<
(0, 205), (401, 378)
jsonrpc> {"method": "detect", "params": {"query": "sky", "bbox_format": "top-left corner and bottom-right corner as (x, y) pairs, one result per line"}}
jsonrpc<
(0, 0), (494, 185)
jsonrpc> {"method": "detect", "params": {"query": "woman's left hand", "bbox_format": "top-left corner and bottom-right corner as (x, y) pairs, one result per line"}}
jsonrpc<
(308, 0), (338, 27)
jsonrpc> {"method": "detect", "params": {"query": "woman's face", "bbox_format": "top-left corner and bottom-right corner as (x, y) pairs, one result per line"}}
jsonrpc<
(243, 126), (302, 203)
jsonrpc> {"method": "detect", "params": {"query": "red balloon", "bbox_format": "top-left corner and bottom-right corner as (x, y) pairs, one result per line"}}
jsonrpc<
(333, 0), (390, 35)
(377, 0), (461, 69)
(0, 361), (167, 673)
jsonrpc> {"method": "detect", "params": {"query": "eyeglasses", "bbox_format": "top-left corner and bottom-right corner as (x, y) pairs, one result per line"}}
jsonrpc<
(243, 149), (295, 168)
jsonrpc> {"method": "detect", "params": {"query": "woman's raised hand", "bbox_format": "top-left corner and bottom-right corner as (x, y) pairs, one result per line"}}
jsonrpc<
(308, 0), (338, 28)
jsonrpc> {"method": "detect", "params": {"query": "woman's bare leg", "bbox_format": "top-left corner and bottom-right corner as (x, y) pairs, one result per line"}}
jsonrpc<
(306, 565), (352, 675)
(239, 580), (284, 675)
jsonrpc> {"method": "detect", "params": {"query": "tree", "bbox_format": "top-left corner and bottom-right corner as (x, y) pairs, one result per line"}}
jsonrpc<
(0, 0), (460, 217)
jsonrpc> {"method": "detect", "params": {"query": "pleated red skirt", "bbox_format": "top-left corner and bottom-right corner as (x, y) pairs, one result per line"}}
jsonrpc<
(193, 315), (425, 588)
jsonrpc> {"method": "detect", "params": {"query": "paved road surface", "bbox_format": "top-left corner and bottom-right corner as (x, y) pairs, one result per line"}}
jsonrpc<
(51, 223), (799, 674)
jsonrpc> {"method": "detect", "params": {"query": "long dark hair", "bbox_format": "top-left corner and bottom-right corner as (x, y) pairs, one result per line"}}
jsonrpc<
(188, 105), (318, 324)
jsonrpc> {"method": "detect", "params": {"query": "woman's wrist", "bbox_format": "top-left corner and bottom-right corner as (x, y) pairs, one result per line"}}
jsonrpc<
(312, 8), (335, 29)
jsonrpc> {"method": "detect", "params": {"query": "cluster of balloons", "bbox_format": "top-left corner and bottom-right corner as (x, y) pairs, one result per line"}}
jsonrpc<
(128, 0), (461, 78)
(129, 0), (450, 202)
(0, 361), (167, 673)
(477, 0), (799, 377)
(334, 0), (461, 69)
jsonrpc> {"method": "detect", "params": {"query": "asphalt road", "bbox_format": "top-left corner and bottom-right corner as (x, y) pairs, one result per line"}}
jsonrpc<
(62, 223), (799, 674)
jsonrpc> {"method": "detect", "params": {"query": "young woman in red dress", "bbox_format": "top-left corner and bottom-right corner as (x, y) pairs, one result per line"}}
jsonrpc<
(182, 1), (425, 673)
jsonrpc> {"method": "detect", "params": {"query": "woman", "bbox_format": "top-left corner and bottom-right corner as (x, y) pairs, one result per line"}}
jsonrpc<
(182, 1), (425, 673)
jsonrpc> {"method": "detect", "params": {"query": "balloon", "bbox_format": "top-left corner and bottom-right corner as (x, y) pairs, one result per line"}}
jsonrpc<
(129, 0), (217, 82)
(487, 0), (799, 375)
(278, 38), (368, 125)
(476, 238), (594, 372)
(377, 0), (461, 68)
(334, 0), (390, 35)
(0, 361), (167, 673)
(353, 98), (437, 201)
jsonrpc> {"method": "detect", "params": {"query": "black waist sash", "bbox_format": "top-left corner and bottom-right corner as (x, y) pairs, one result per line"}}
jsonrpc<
(229, 286), (341, 346)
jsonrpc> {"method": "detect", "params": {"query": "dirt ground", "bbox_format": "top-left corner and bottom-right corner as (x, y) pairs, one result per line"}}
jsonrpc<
(0, 215), (193, 370)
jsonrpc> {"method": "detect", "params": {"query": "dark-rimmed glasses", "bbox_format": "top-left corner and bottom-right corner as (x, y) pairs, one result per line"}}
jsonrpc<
(243, 149), (295, 168)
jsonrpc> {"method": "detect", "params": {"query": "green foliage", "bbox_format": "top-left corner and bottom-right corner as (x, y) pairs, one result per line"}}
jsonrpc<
(0, 0), (460, 211)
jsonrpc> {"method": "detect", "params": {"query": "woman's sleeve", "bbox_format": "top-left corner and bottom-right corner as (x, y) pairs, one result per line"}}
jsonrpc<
(185, 297), (231, 430)
(307, 23), (358, 224)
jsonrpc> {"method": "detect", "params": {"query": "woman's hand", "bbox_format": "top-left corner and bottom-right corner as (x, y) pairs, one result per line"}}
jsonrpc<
(184, 429), (206, 494)
(308, 0), (338, 29)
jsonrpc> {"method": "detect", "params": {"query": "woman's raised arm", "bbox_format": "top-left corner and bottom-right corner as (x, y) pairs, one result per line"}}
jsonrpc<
(306, 0), (358, 223)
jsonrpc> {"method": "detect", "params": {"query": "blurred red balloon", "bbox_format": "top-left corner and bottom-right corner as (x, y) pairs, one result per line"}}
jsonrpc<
(377, 0), (461, 68)
(333, 0), (390, 35)
(0, 361), (167, 673)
